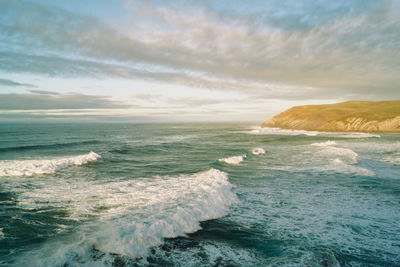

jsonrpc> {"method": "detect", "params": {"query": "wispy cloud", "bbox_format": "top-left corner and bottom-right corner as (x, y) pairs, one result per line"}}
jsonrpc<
(0, 78), (36, 87)
(30, 90), (60, 95)
(0, 0), (399, 101)
(0, 91), (130, 110)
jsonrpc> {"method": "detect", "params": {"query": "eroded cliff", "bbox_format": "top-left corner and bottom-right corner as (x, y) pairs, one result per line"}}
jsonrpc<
(262, 100), (400, 133)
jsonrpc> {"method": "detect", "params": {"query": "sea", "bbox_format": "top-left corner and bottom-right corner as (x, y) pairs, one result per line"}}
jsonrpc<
(0, 123), (399, 266)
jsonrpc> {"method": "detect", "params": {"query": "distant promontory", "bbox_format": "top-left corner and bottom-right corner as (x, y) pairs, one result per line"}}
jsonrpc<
(262, 100), (400, 133)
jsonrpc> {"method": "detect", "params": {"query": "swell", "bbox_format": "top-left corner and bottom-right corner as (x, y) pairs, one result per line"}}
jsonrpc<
(0, 140), (101, 153)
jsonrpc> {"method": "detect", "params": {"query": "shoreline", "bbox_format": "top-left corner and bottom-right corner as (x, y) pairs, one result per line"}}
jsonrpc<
(261, 100), (400, 133)
(260, 125), (400, 134)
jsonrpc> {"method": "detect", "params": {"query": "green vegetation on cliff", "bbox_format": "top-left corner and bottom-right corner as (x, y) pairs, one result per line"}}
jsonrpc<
(262, 100), (400, 132)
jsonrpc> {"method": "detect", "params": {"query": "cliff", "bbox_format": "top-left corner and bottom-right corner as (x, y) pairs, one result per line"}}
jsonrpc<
(262, 100), (400, 133)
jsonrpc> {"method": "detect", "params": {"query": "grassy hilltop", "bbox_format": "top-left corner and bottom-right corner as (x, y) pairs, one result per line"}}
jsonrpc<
(262, 100), (400, 133)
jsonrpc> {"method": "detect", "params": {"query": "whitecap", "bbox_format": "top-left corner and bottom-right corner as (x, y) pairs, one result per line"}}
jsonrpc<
(251, 148), (266, 155)
(329, 132), (380, 138)
(383, 152), (400, 166)
(311, 141), (337, 147)
(324, 159), (375, 176)
(317, 146), (358, 164)
(302, 142), (374, 175)
(246, 126), (380, 138)
(12, 168), (238, 265)
(247, 127), (319, 136)
(219, 155), (246, 164)
(0, 151), (101, 177)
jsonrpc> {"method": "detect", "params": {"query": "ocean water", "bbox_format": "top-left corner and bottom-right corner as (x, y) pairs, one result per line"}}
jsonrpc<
(0, 123), (399, 266)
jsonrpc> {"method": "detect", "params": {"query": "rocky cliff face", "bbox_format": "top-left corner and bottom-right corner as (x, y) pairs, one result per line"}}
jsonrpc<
(262, 101), (400, 133)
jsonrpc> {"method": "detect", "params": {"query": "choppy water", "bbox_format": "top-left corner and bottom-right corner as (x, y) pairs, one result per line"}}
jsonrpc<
(0, 123), (399, 266)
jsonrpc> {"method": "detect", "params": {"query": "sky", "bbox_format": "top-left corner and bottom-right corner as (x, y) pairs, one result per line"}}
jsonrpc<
(0, 0), (399, 122)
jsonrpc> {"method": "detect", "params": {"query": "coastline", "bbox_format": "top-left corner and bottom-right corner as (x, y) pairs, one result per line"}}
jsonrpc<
(260, 125), (400, 134)
(261, 100), (400, 133)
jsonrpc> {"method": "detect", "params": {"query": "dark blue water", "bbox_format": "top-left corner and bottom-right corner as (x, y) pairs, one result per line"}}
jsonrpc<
(0, 123), (399, 266)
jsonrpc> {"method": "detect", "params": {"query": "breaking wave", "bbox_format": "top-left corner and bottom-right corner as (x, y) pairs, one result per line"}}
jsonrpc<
(251, 148), (266, 155)
(308, 141), (374, 176)
(317, 146), (359, 164)
(311, 141), (337, 147)
(219, 155), (246, 165)
(324, 159), (375, 176)
(247, 127), (380, 138)
(384, 153), (400, 166)
(247, 127), (318, 136)
(333, 132), (381, 138)
(12, 168), (238, 265)
(0, 151), (101, 177)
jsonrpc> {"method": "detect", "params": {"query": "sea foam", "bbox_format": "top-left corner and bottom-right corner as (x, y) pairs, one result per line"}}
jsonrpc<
(12, 168), (239, 265)
(309, 141), (374, 176)
(325, 159), (375, 176)
(384, 153), (400, 166)
(311, 141), (337, 147)
(251, 148), (266, 155)
(0, 151), (101, 177)
(311, 140), (358, 163)
(219, 155), (246, 164)
(248, 127), (318, 136)
(247, 126), (380, 138)
(317, 146), (359, 164)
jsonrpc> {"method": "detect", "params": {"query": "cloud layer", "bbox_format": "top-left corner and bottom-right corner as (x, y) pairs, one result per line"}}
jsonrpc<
(0, 0), (399, 107)
(0, 91), (129, 110)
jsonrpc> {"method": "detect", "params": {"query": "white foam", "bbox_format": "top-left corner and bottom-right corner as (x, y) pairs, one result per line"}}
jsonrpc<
(247, 127), (319, 136)
(387, 158), (400, 166)
(331, 132), (380, 138)
(311, 141), (337, 147)
(142, 240), (261, 266)
(317, 146), (358, 164)
(384, 152), (400, 166)
(246, 127), (380, 138)
(251, 148), (266, 155)
(12, 169), (239, 265)
(324, 159), (375, 176)
(299, 142), (375, 175)
(219, 155), (246, 164)
(0, 151), (101, 177)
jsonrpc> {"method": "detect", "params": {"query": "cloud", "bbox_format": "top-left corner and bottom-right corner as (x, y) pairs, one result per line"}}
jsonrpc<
(0, 91), (130, 110)
(30, 90), (60, 95)
(131, 93), (244, 108)
(0, 0), (399, 101)
(0, 110), (157, 122)
(0, 78), (36, 87)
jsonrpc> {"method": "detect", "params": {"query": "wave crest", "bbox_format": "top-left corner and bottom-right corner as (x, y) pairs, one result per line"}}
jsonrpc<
(326, 159), (375, 176)
(219, 155), (246, 164)
(0, 151), (101, 177)
(251, 148), (266, 155)
(13, 168), (238, 265)
(247, 127), (380, 138)
(311, 141), (337, 147)
(247, 127), (318, 136)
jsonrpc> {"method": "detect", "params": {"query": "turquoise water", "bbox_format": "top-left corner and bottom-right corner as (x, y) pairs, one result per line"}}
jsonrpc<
(0, 123), (399, 266)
